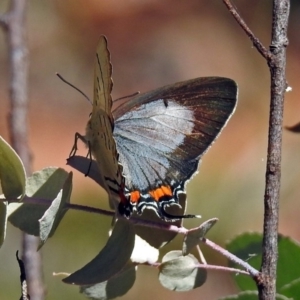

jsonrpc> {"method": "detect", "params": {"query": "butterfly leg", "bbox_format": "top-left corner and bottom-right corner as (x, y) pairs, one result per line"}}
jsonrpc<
(68, 133), (93, 176)
(69, 132), (87, 157)
(85, 140), (93, 176)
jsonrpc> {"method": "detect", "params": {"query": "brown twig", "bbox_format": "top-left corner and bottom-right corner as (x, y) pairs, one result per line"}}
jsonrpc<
(145, 261), (250, 276)
(259, 1), (290, 299)
(223, 0), (290, 299)
(1, 0), (45, 299)
(222, 0), (271, 61)
(19, 196), (260, 277)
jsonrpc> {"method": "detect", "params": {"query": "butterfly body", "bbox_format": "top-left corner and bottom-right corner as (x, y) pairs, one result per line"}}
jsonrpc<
(85, 111), (122, 200)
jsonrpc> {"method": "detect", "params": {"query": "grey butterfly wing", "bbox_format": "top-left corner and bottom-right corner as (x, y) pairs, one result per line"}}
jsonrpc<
(113, 77), (238, 195)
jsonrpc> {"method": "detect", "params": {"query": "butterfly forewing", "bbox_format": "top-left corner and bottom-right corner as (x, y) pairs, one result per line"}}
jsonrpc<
(85, 36), (124, 208)
(93, 36), (113, 120)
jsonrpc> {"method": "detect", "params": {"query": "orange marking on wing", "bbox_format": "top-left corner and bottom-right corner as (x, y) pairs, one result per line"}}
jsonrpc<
(130, 191), (141, 203)
(149, 186), (173, 201)
(161, 186), (172, 196)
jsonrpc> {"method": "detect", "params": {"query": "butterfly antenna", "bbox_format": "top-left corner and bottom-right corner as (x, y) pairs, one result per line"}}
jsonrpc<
(114, 91), (140, 103)
(56, 72), (92, 105)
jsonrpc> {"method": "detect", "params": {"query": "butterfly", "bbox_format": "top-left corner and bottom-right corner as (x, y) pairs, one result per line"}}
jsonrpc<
(70, 35), (238, 221)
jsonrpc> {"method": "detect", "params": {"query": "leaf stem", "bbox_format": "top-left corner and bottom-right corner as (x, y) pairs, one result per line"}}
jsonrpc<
(202, 238), (259, 278)
(144, 261), (250, 276)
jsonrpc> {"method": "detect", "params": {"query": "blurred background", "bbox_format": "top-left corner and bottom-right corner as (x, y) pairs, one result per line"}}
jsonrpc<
(0, 0), (300, 299)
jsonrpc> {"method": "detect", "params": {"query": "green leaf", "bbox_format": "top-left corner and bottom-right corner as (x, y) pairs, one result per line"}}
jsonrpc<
(226, 232), (262, 291)
(80, 263), (136, 300)
(0, 201), (7, 247)
(38, 172), (72, 249)
(63, 219), (135, 285)
(219, 291), (290, 300)
(158, 250), (207, 291)
(0, 136), (26, 199)
(8, 167), (69, 236)
(183, 218), (218, 255)
(219, 291), (258, 300)
(277, 235), (300, 291)
(280, 277), (300, 298)
(25, 167), (69, 198)
(226, 233), (300, 296)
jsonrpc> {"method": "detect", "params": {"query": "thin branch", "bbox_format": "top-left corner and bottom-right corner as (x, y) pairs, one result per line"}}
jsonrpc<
(203, 238), (259, 278)
(20, 196), (260, 275)
(6, 0), (31, 166)
(259, 1), (290, 299)
(1, 0), (45, 298)
(196, 245), (207, 265)
(145, 261), (250, 276)
(195, 263), (250, 276)
(222, 0), (271, 61)
(223, 0), (290, 299)
(66, 203), (115, 217)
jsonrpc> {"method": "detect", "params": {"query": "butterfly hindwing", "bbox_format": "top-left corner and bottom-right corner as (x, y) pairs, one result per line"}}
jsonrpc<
(113, 77), (237, 218)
